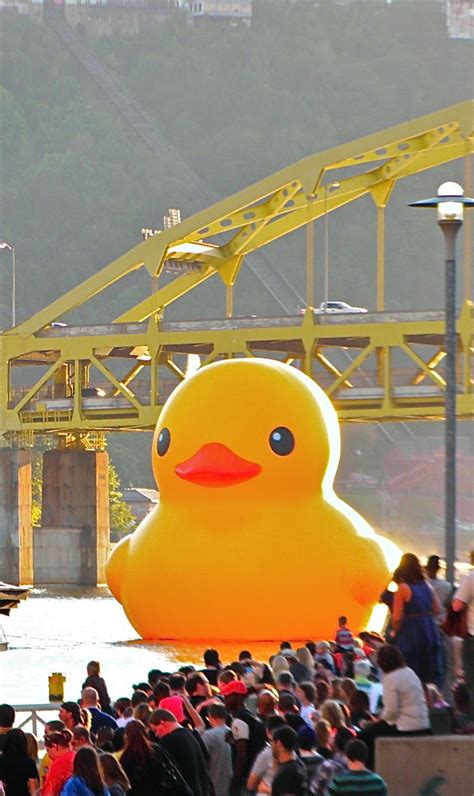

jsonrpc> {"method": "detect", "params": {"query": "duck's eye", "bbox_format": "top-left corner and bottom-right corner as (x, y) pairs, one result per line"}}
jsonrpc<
(269, 427), (295, 456)
(157, 427), (171, 456)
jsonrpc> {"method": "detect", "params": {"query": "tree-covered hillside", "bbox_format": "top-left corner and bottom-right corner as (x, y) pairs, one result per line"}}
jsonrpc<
(0, 0), (472, 487)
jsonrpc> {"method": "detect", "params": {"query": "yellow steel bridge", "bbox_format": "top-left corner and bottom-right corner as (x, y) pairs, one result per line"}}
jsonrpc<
(1, 101), (473, 447)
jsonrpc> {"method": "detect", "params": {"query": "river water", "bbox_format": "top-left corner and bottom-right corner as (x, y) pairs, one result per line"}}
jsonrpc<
(0, 588), (278, 706)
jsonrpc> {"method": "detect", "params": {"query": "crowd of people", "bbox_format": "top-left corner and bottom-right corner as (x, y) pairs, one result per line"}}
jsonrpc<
(0, 553), (472, 796)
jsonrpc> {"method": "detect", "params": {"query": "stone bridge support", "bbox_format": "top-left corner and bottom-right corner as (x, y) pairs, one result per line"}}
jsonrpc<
(0, 449), (33, 586)
(35, 450), (110, 586)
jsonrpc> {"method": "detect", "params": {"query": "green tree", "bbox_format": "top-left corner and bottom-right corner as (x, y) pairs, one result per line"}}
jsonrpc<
(109, 462), (135, 539)
(31, 455), (42, 527)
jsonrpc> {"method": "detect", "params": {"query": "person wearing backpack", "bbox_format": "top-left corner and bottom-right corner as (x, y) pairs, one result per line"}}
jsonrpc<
(221, 681), (266, 796)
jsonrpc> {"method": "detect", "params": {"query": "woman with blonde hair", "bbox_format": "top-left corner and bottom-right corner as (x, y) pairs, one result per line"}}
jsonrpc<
(296, 646), (315, 675)
(321, 699), (346, 732)
(315, 718), (333, 759)
(271, 654), (289, 677)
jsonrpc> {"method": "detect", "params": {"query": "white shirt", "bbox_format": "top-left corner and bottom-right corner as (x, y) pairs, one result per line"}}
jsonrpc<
(381, 666), (429, 731)
(454, 570), (474, 635)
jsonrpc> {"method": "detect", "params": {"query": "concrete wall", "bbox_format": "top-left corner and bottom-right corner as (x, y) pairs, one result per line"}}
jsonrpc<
(40, 450), (110, 585)
(34, 527), (85, 585)
(0, 450), (33, 585)
(376, 736), (474, 796)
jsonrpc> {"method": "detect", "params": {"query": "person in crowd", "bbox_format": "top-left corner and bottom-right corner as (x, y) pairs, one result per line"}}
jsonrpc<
(353, 660), (383, 714)
(59, 703), (84, 731)
(200, 702), (232, 796)
(247, 715), (286, 794)
(256, 690), (278, 722)
(305, 641), (317, 658)
(425, 555), (452, 621)
(82, 662), (112, 716)
(132, 683), (152, 698)
(296, 725), (324, 785)
(185, 673), (212, 710)
(71, 727), (94, 752)
(313, 727), (354, 795)
(61, 746), (108, 796)
(348, 690), (373, 730)
(283, 649), (312, 684)
(168, 674), (187, 698)
(270, 656), (290, 678)
(42, 729), (75, 796)
(113, 700), (133, 729)
(132, 704), (151, 727)
(335, 617), (354, 651)
(95, 727), (115, 754)
(0, 728), (39, 796)
(0, 704), (15, 754)
(99, 754), (130, 796)
(391, 553), (443, 686)
(314, 643), (335, 674)
(320, 701), (346, 734)
(327, 739), (388, 795)
(130, 692), (148, 711)
(314, 682), (330, 710)
(38, 721), (67, 787)
(200, 649), (223, 687)
(119, 720), (167, 796)
(24, 733), (39, 765)
(148, 708), (209, 796)
(340, 678), (356, 706)
(81, 689), (118, 736)
(147, 670), (162, 689)
(452, 567), (474, 718)
(271, 726), (308, 796)
(276, 672), (298, 700)
(314, 720), (333, 760)
(452, 683), (474, 733)
(221, 680), (266, 796)
(358, 644), (431, 769)
(295, 682), (318, 727)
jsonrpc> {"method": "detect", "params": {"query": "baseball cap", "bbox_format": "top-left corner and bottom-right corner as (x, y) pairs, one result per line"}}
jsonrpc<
(220, 680), (248, 697)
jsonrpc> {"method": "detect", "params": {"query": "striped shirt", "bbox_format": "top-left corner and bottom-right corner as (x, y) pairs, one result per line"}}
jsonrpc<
(328, 769), (388, 795)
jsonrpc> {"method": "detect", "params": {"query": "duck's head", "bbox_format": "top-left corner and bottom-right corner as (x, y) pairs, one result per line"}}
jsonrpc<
(152, 358), (340, 503)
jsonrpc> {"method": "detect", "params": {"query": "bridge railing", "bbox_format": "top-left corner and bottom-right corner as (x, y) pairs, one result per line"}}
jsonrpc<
(13, 703), (59, 739)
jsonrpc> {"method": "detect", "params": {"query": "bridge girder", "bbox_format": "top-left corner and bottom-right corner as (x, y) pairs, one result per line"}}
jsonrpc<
(1, 101), (473, 442)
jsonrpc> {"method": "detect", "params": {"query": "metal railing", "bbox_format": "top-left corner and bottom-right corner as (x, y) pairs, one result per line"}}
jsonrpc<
(13, 703), (60, 738)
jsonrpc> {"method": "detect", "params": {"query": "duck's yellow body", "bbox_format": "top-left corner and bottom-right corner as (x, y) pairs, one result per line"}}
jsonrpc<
(107, 359), (397, 641)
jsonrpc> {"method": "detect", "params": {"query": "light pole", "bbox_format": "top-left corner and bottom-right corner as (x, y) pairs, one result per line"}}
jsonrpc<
(409, 182), (474, 586)
(0, 241), (16, 327)
(324, 181), (340, 311)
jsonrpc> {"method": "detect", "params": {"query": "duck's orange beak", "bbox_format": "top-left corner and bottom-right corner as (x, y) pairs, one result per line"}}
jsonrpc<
(175, 443), (262, 487)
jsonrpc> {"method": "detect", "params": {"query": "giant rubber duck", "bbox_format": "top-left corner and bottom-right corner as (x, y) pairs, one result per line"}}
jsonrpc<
(107, 359), (399, 640)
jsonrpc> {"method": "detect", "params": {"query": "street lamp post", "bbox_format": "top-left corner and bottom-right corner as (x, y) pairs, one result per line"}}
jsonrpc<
(0, 241), (16, 327)
(409, 182), (474, 586)
(323, 181), (340, 311)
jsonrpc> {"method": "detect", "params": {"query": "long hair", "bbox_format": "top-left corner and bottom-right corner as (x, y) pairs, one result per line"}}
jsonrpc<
(121, 720), (154, 767)
(74, 747), (105, 795)
(99, 753), (130, 791)
(397, 553), (425, 584)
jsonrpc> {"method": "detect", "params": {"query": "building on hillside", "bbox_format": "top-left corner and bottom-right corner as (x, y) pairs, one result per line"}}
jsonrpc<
(187, 0), (252, 26)
(447, 0), (474, 39)
(0, 0), (175, 36)
(123, 487), (159, 525)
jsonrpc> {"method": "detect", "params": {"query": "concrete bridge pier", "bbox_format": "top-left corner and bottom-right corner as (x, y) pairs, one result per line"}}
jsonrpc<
(35, 450), (110, 586)
(0, 449), (33, 586)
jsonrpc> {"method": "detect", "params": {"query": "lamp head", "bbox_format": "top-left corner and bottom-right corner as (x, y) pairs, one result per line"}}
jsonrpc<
(437, 181), (463, 222)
